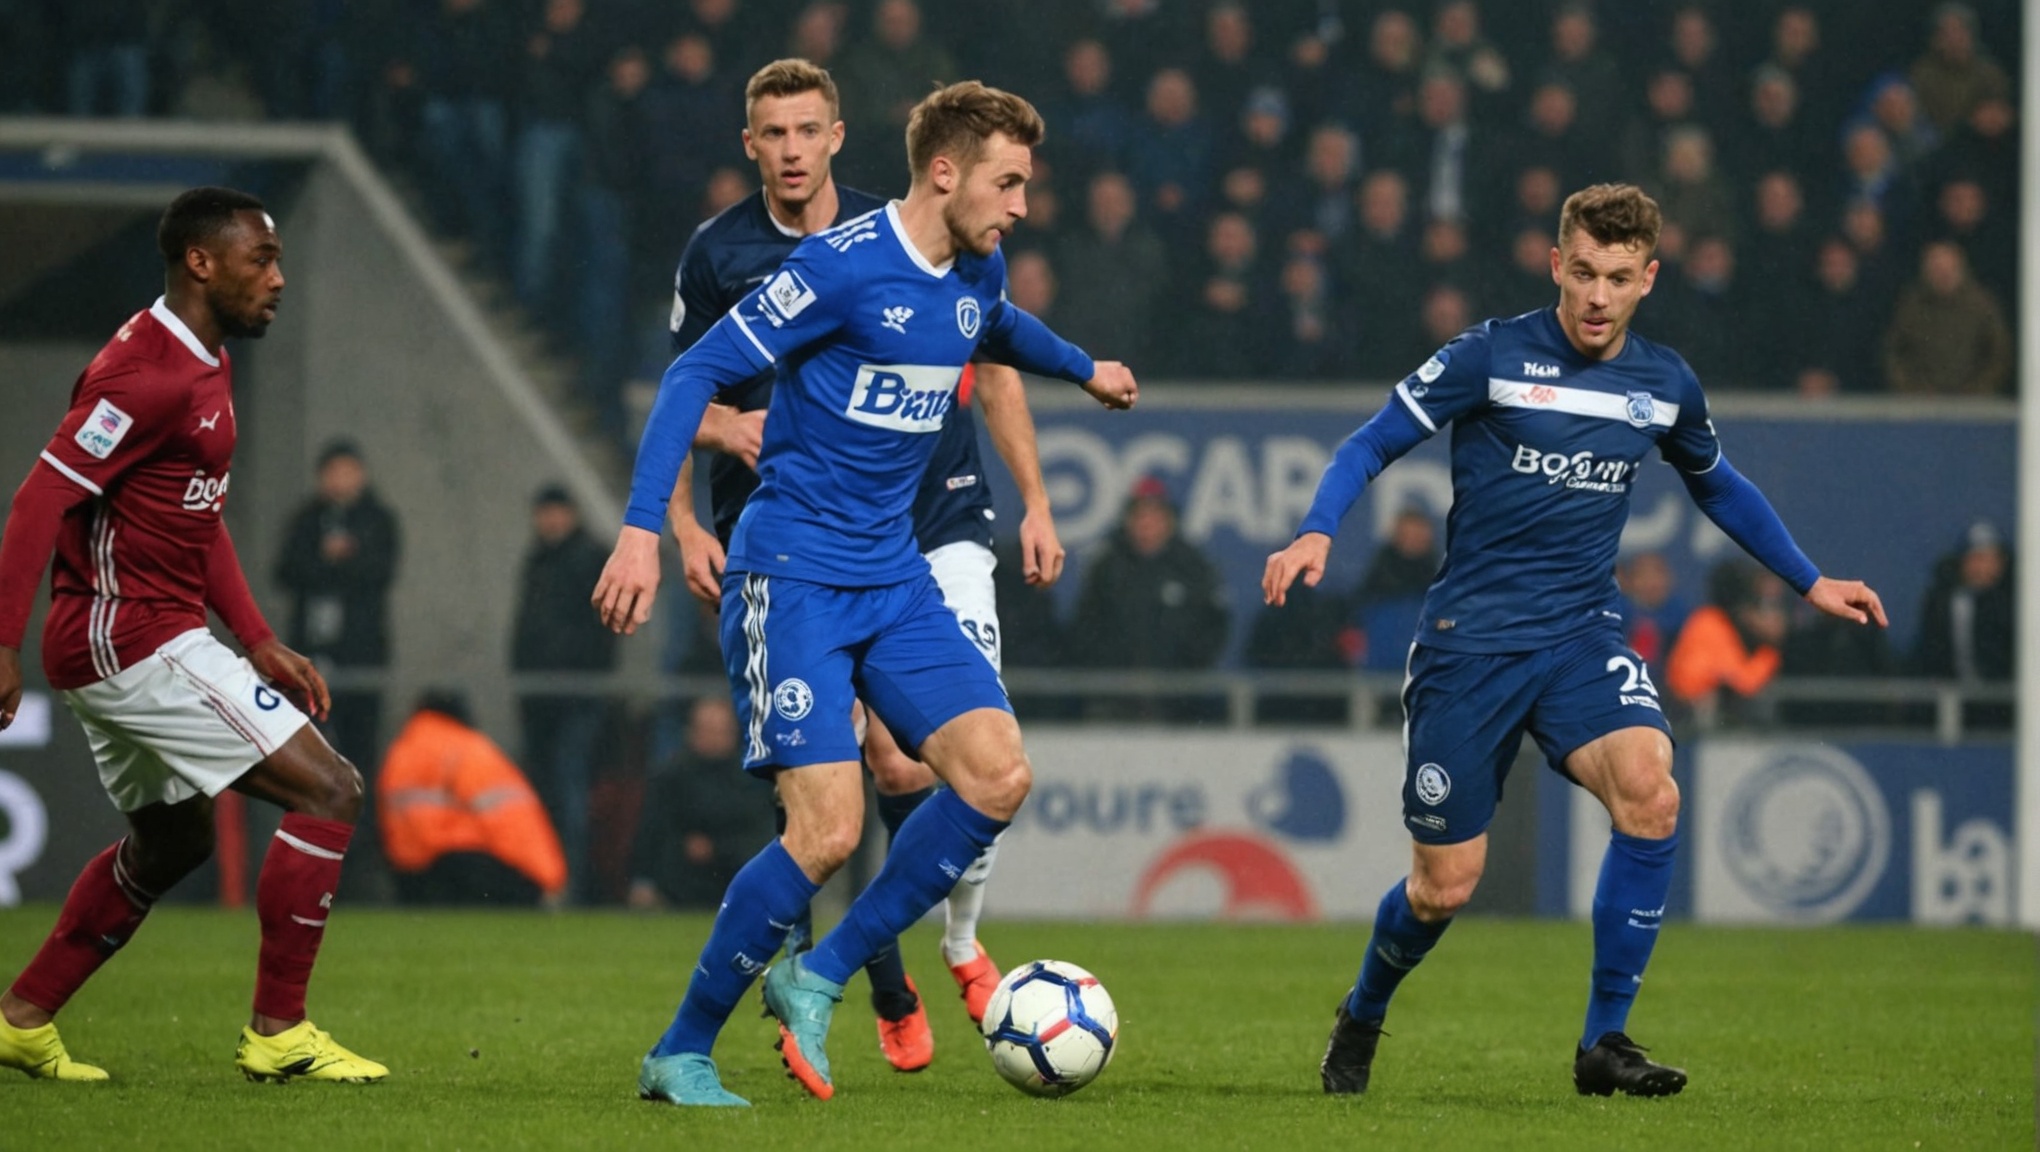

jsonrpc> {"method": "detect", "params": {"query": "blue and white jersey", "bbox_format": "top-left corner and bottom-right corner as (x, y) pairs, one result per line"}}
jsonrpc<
(625, 201), (1094, 587)
(1392, 307), (1720, 654)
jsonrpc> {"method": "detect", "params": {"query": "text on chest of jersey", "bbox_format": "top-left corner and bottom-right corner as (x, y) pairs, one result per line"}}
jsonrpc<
(845, 364), (963, 432)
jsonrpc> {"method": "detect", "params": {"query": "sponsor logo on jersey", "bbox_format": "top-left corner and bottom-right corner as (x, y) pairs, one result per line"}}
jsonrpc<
(945, 473), (979, 491)
(74, 398), (133, 459)
(761, 268), (816, 323)
(1523, 361), (1561, 378)
(1525, 385), (1558, 404)
(882, 305), (914, 333)
(1509, 444), (1637, 492)
(182, 469), (231, 512)
(772, 678), (814, 721)
(1625, 390), (1656, 428)
(1414, 763), (1452, 806)
(198, 410), (221, 431)
(254, 684), (280, 711)
(845, 364), (962, 432)
(956, 295), (982, 339)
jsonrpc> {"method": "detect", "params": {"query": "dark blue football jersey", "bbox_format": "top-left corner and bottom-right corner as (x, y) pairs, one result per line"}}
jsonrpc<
(1390, 307), (1721, 653)
(670, 187), (994, 553)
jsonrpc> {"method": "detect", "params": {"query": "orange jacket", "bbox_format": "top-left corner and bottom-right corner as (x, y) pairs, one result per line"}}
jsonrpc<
(1666, 604), (1780, 702)
(376, 710), (567, 896)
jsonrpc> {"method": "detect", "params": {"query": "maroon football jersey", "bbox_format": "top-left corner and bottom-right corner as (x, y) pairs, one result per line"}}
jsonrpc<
(35, 300), (240, 688)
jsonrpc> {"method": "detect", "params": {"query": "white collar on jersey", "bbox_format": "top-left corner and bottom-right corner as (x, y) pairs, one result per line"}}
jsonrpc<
(149, 296), (221, 368)
(886, 201), (954, 278)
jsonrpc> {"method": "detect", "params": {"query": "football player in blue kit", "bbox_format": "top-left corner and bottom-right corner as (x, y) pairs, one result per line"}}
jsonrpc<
(1264, 184), (1886, 1098)
(595, 80), (1135, 1107)
(662, 59), (1061, 1073)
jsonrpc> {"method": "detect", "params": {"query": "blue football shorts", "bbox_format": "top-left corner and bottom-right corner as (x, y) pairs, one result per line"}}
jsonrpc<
(1399, 625), (1672, 845)
(719, 568), (1012, 775)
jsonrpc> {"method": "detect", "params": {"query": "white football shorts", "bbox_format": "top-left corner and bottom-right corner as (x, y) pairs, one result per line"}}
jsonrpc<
(924, 540), (1001, 673)
(61, 628), (310, 812)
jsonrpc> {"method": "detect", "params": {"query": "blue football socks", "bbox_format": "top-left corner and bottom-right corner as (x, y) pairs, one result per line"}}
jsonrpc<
(865, 786), (935, 1015)
(1346, 879), (1451, 1023)
(652, 839), (819, 1057)
(805, 789), (1006, 987)
(1582, 829), (1679, 1050)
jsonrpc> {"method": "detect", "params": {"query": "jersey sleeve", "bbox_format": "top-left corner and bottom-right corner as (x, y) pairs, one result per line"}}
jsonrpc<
(36, 365), (181, 498)
(722, 237), (850, 367)
(977, 256), (1095, 383)
(1390, 324), (1494, 434)
(1658, 358), (1723, 474)
(668, 225), (724, 356)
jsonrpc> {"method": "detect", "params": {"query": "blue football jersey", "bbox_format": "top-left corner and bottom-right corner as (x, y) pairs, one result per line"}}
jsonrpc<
(1392, 307), (1721, 653)
(624, 201), (1094, 586)
(670, 187), (993, 553)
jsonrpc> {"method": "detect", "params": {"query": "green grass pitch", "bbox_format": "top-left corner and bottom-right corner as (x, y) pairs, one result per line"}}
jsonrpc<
(0, 908), (2030, 1150)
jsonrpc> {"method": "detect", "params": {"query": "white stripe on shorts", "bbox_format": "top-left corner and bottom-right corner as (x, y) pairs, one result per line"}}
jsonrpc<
(740, 573), (771, 765)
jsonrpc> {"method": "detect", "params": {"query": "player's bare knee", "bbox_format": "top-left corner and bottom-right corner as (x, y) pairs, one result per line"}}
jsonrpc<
(792, 816), (863, 875)
(1408, 874), (1477, 921)
(971, 752), (1031, 821)
(299, 755), (365, 823)
(1621, 778), (1680, 840)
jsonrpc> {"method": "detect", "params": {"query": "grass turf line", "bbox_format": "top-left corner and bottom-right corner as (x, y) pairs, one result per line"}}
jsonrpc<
(0, 908), (2029, 1150)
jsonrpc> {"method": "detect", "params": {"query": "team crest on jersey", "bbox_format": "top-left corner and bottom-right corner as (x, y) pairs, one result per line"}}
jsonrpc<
(74, 398), (134, 459)
(956, 296), (982, 339)
(1414, 763), (1452, 806)
(762, 269), (816, 323)
(772, 677), (814, 721)
(1625, 391), (1656, 428)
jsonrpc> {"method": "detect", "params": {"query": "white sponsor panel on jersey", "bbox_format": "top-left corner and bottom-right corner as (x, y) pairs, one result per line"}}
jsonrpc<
(844, 363), (962, 432)
(74, 398), (134, 459)
(989, 732), (1408, 920)
(1488, 378), (1678, 427)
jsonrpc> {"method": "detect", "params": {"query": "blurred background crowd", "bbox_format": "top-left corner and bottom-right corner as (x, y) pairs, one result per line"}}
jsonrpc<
(1, 0), (2021, 435)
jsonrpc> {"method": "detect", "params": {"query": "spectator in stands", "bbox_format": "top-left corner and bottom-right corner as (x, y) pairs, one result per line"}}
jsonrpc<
(1732, 66), (1815, 186)
(1741, 172), (1815, 388)
(1055, 170), (1167, 366)
(1654, 125), (1737, 256)
(1489, 222), (1557, 314)
(1794, 237), (1884, 396)
(1005, 249), (1060, 328)
(1932, 174), (2013, 307)
(1909, 2), (2010, 134)
(1273, 123), (1362, 252)
(1619, 67), (1698, 193)
(1040, 38), (1135, 181)
(1913, 519), (2014, 681)
(1653, 235), (1743, 384)
(1513, 80), (1596, 192)
(1215, 86), (1290, 225)
(511, 483), (618, 905)
(379, 691), (567, 907)
(1126, 67), (1215, 246)
(1068, 476), (1231, 717)
(640, 32), (740, 264)
(786, 1), (846, 68)
(1414, 283), (1475, 367)
(627, 696), (773, 910)
(1840, 197), (1904, 310)
(411, 0), (517, 271)
(511, 0), (605, 314)
(1939, 94), (2015, 207)
(1667, 5), (1734, 136)
(1354, 507), (1440, 610)
(1425, 0), (1511, 118)
(1169, 210), (1271, 378)
(1864, 74), (1941, 170)
(1346, 8), (1424, 146)
(61, 0), (150, 117)
(1617, 552), (1690, 686)
(1390, 67), (1489, 227)
(1668, 559), (1788, 728)
(1884, 240), (2011, 396)
(577, 44), (650, 434)
(837, 0), (957, 190)
(1194, 2), (1275, 131)
(275, 439), (401, 772)
(1274, 253), (1344, 379)
(1544, 4), (1624, 142)
(1767, 6), (1841, 130)
(1338, 169), (1423, 377)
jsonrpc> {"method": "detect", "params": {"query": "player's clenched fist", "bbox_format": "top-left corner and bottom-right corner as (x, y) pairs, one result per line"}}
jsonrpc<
(1262, 532), (1332, 607)
(1082, 361), (1138, 410)
(593, 526), (664, 634)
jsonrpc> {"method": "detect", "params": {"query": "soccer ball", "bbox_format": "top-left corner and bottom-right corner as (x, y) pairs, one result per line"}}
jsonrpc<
(979, 959), (1119, 1097)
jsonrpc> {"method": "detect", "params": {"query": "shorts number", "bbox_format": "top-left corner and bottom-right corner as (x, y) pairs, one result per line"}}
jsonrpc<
(961, 619), (999, 656)
(1605, 655), (1659, 700)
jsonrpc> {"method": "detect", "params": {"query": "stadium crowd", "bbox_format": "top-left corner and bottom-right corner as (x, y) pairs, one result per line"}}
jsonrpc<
(2, 1), (2021, 421)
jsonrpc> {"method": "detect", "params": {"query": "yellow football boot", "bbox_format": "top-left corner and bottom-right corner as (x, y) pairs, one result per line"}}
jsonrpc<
(235, 1021), (387, 1083)
(0, 1017), (109, 1082)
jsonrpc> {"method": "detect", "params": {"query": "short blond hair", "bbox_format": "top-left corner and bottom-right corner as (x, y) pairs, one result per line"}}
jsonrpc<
(1558, 183), (1663, 253)
(905, 81), (1045, 177)
(746, 58), (839, 119)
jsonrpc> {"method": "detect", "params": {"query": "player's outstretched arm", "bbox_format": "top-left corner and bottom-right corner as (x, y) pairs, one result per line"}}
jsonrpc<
(693, 403), (764, 469)
(1804, 576), (1888, 627)
(1262, 532), (1332, 607)
(1080, 361), (1138, 411)
(976, 363), (1065, 585)
(667, 455), (726, 605)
